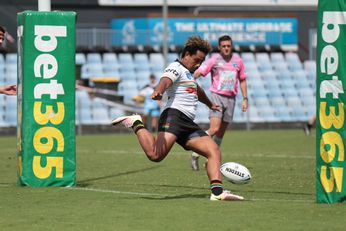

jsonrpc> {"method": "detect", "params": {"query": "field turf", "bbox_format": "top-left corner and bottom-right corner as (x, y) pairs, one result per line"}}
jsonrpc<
(0, 129), (345, 231)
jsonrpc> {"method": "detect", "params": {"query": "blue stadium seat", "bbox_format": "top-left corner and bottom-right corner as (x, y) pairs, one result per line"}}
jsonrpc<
(241, 52), (256, 63)
(103, 53), (118, 64)
(248, 107), (262, 123)
(256, 53), (272, 71)
(304, 60), (316, 72)
(76, 53), (86, 65)
(134, 53), (150, 71)
(168, 53), (179, 63)
(149, 53), (164, 72)
(119, 70), (137, 81)
(194, 103), (210, 124)
(86, 53), (102, 64)
(81, 63), (104, 80)
(5, 53), (17, 65)
(118, 53), (135, 72)
(79, 108), (94, 125)
(92, 107), (110, 125)
(109, 107), (125, 120)
(270, 52), (285, 63)
(274, 106), (293, 122)
(258, 105), (278, 122)
(269, 96), (286, 107)
(291, 107), (308, 122)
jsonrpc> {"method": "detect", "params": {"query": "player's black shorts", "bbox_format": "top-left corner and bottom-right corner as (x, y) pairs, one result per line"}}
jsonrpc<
(158, 108), (208, 150)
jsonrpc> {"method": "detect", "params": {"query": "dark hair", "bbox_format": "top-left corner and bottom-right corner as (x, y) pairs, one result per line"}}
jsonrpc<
(181, 36), (212, 58)
(218, 35), (232, 46)
(0, 26), (5, 33)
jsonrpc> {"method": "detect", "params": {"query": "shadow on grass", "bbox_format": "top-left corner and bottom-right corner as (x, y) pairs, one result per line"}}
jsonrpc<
(77, 165), (161, 187)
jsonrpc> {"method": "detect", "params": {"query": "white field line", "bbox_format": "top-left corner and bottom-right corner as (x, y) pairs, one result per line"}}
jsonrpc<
(0, 184), (314, 203)
(63, 186), (172, 197)
(77, 149), (315, 159)
(64, 186), (315, 203)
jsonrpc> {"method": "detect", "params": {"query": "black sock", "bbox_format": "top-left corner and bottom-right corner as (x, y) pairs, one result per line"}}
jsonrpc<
(132, 120), (145, 133)
(210, 180), (223, 196)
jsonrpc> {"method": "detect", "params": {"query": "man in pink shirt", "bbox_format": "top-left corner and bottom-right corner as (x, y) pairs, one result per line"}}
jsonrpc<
(191, 35), (248, 170)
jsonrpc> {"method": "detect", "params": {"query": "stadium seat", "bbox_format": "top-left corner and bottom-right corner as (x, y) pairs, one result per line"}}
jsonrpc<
(258, 105), (278, 122)
(248, 107), (262, 123)
(304, 60), (316, 72)
(134, 53), (150, 71)
(76, 53), (86, 65)
(254, 96), (270, 107)
(118, 53), (135, 72)
(103, 53), (118, 64)
(149, 53), (165, 72)
(92, 107), (110, 125)
(81, 63), (104, 80)
(276, 70), (292, 81)
(270, 52), (285, 63)
(79, 108), (94, 125)
(241, 52), (256, 63)
(168, 53), (179, 63)
(256, 53), (273, 71)
(291, 107), (308, 122)
(274, 106), (293, 122)
(86, 53), (102, 64)
(0, 53), (4, 64)
(194, 103), (210, 124)
(119, 70), (137, 82)
(272, 61), (289, 72)
(109, 107), (125, 120)
(5, 53), (17, 65)
(269, 96), (286, 107)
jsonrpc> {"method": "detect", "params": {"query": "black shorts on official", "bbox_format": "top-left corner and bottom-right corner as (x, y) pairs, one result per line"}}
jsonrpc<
(158, 108), (208, 150)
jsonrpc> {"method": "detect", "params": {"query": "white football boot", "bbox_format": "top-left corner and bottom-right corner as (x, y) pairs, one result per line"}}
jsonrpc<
(111, 114), (143, 128)
(210, 190), (244, 201)
(190, 154), (199, 171)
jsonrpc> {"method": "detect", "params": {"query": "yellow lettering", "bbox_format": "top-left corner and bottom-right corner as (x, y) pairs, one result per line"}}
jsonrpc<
(34, 101), (65, 125)
(33, 156), (63, 179)
(320, 166), (343, 193)
(320, 102), (344, 129)
(320, 131), (345, 163)
(33, 127), (64, 154)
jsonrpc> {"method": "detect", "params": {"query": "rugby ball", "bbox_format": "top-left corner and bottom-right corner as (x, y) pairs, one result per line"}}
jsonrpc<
(220, 162), (251, 184)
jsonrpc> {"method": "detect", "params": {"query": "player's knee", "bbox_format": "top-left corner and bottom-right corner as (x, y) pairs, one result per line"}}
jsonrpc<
(146, 151), (164, 162)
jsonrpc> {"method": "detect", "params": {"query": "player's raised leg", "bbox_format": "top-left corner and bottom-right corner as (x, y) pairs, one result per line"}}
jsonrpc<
(112, 114), (176, 162)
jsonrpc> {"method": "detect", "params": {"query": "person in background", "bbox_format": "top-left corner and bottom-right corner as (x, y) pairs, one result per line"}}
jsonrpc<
(0, 25), (16, 96)
(139, 74), (160, 132)
(191, 35), (248, 170)
(304, 115), (316, 135)
(111, 36), (244, 201)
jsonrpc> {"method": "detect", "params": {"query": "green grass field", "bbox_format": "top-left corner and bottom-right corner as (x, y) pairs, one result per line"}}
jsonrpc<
(0, 129), (345, 231)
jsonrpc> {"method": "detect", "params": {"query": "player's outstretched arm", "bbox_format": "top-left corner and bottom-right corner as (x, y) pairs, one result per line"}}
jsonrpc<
(151, 77), (172, 100)
(0, 85), (17, 95)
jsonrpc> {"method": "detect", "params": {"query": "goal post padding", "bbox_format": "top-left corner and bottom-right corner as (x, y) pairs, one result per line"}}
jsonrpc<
(17, 11), (76, 186)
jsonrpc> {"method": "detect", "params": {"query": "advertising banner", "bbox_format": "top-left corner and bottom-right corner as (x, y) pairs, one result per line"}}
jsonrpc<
(111, 18), (297, 46)
(316, 0), (346, 203)
(17, 11), (76, 186)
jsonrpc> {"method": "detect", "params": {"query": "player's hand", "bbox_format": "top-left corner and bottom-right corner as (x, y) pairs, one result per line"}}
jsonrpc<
(210, 103), (221, 112)
(151, 91), (163, 100)
(242, 99), (248, 112)
(0, 85), (17, 95)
